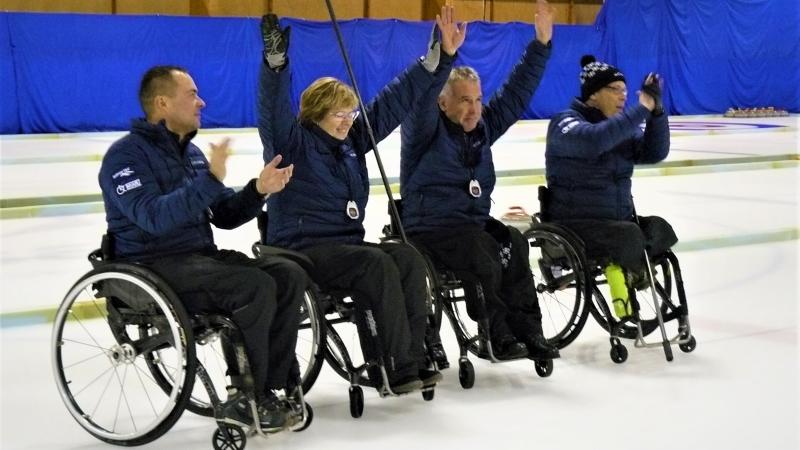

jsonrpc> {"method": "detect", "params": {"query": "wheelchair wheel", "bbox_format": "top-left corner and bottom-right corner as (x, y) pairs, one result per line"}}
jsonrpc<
(525, 227), (592, 349)
(145, 320), (226, 417)
(52, 264), (196, 446)
(212, 423), (246, 450)
(589, 257), (676, 340)
(148, 287), (326, 416)
(295, 289), (326, 394)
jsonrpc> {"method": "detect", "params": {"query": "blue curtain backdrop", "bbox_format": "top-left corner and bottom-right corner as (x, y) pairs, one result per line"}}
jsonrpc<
(596, 0), (800, 115)
(1, 1), (798, 134)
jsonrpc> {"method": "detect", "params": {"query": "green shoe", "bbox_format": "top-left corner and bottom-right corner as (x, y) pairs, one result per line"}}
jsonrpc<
(612, 297), (633, 319)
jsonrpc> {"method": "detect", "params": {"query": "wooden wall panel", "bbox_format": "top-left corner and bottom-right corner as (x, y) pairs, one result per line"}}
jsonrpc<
(272, 0), (365, 21)
(114, 0), (190, 16)
(368, 0), (423, 20)
(0, 0), (111, 13)
(489, 1), (598, 24)
(425, 0), (486, 22)
(489, 0), (535, 23)
(572, 3), (600, 25)
(190, 0), (269, 17)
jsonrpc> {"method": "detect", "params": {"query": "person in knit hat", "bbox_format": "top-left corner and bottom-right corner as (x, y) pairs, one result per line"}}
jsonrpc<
(543, 54), (678, 322)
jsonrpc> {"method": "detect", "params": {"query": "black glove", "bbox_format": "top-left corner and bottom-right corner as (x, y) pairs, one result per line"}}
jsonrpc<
(641, 72), (664, 116)
(420, 24), (441, 73)
(261, 14), (290, 70)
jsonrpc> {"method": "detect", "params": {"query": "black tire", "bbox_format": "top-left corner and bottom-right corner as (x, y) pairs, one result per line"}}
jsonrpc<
(679, 336), (697, 353)
(534, 359), (554, 377)
(294, 403), (313, 432)
(524, 227), (591, 350)
(296, 290), (326, 394)
(458, 360), (475, 389)
(212, 424), (246, 450)
(610, 343), (628, 364)
(422, 389), (435, 401)
(52, 265), (197, 446)
(349, 386), (364, 418)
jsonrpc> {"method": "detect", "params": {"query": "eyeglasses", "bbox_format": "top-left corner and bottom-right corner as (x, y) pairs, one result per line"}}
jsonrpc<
(603, 86), (628, 96)
(330, 110), (361, 121)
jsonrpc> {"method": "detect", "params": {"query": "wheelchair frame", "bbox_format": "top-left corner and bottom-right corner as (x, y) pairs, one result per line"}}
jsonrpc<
(52, 249), (312, 450)
(522, 187), (697, 363)
(382, 201), (555, 389)
(252, 240), (439, 419)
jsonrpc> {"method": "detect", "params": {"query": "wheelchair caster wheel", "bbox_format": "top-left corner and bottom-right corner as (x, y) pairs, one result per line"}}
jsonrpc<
(679, 336), (697, 353)
(349, 386), (364, 418)
(534, 359), (554, 377)
(293, 403), (313, 432)
(212, 424), (246, 450)
(458, 359), (475, 389)
(422, 388), (435, 401)
(610, 343), (628, 364)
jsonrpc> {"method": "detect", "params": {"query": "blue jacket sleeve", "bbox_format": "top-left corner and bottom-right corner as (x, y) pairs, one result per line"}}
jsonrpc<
(99, 143), (227, 237)
(400, 52), (456, 164)
(633, 113), (670, 164)
(483, 39), (551, 144)
(548, 104), (652, 159)
(354, 59), (440, 151)
(208, 179), (265, 230)
(258, 63), (304, 164)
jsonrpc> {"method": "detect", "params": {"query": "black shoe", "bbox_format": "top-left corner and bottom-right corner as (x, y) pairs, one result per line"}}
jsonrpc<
(387, 375), (424, 394)
(524, 334), (560, 360)
(492, 336), (529, 360)
(418, 369), (443, 387)
(218, 392), (254, 428)
(257, 391), (291, 431)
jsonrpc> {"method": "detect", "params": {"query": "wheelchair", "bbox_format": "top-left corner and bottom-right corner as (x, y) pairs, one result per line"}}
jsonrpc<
(52, 239), (314, 450)
(523, 186), (697, 363)
(254, 212), (439, 419)
(383, 201), (555, 390)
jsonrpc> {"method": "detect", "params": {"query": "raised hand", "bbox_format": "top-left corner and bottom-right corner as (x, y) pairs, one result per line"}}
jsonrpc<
(534, 0), (554, 45)
(261, 14), (290, 70)
(209, 137), (231, 182)
(436, 4), (467, 56)
(257, 154), (294, 195)
(639, 72), (664, 115)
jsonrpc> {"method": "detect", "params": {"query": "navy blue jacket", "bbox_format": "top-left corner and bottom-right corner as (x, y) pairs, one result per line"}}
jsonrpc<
(545, 99), (670, 221)
(99, 119), (265, 260)
(399, 40), (551, 234)
(258, 55), (453, 250)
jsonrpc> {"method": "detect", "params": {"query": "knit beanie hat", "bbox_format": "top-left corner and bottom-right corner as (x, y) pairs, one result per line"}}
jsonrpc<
(579, 55), (626, 101)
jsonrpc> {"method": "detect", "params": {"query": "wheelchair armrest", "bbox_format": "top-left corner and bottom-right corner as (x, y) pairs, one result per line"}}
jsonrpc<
(251, 243), (315, 274)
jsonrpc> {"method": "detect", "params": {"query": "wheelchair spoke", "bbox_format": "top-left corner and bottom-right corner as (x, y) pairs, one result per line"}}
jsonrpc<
(132, 360), (159, 417)
(64, 350), (109, 370)
(73, 364), (116, 398)
(69, 307), (107, 352)
(61, 337), (112, 353)
(86, 366), (116, 417)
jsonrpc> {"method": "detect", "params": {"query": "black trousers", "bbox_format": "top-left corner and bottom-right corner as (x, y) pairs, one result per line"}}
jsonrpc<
(302, 241), (428, 381)
(146, 249), (308, 400)
(411, 218), (544, 343)
(555, 215), (678, 273)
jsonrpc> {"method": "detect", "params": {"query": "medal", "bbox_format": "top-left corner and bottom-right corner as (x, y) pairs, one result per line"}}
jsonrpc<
(346, 200), (359, 219)
(468, 179), (482, 198)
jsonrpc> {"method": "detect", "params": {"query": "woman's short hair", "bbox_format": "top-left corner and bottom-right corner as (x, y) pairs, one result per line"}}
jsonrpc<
(299, 77), (358, 124)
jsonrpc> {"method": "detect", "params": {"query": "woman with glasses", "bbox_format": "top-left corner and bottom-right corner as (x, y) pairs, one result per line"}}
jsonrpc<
(256, 8), (465, 395)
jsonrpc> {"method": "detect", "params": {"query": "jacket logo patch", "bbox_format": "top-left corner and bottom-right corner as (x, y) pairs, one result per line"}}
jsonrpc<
(561, 120), (578, 134)
(116, 178), (142, 195)
(191, 158), (207, 167)
(112, 167), (134, 179)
